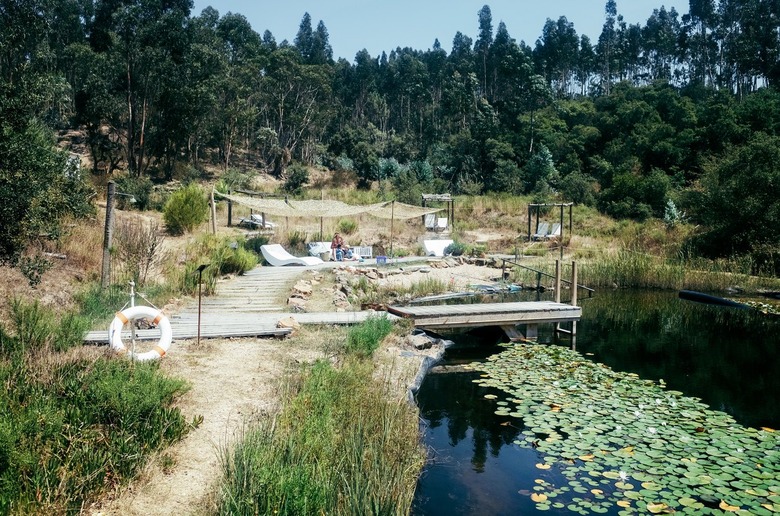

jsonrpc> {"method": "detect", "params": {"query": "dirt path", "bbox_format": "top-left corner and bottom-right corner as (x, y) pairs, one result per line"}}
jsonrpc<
(91, 335), (323, 516)
(89, 261), (502, 515)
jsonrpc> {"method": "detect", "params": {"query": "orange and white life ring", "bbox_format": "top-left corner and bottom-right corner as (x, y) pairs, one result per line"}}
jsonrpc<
(109, 305), (172, 361)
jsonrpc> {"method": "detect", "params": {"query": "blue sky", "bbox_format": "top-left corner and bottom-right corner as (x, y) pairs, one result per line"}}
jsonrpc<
(191, 1), (688, 62)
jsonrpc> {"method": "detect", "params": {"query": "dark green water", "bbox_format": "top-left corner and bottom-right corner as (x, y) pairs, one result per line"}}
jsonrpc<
(411, 290), (780, 515)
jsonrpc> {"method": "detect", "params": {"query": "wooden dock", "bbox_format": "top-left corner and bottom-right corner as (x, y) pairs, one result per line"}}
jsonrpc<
(84, 266), (394, 344)
(387, 301), (581, 338)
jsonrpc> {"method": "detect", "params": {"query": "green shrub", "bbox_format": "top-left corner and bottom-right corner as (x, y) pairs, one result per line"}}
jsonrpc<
(215, 244), (258, 275)
(283, 165), (309, 195)
(0, 357), (191, 513)
(245, 235), (270, 256)
(444, 241), (466, 256)
(163, 184), (209, 235)
(337, 219), (358, 235)
(115, 175), (154, 210)
(287, 229), (307, 248)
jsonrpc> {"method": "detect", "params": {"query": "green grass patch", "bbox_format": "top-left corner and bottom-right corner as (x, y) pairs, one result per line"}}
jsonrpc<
(345, 315), (394, 357)
(216, 358), (425, 516)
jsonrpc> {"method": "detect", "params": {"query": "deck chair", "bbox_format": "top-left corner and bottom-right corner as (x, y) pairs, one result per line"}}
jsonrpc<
(532, 222), (549, 240)
(546, 223), (561, 238)
(239, 213), (276, 229)
(261, 244), (323, 267)
(436, 217), (448, 231)
(424, 213), (436, 230)
(307, 242), (332, 259)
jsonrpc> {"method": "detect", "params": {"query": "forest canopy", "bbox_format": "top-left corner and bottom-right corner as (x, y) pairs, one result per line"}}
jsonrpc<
(1, 0), (779, 272)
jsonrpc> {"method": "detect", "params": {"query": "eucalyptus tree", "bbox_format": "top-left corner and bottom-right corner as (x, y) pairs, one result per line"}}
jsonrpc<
(98, 0), (194, 176)
(294, 13), (333, 65)
(642, 7), (683, 83)
(213, 11), (263, 171)
(534, 16), (579, 97)
(260, 47), (333, 172)
(597, 0), (619, 94)
(683, 0), (718, 86)
(442, 32), (478, 133)
(576, 35), (597, 95)
(488, 21), (537, 140)
(0, 0), (94, 266)
(474, 4), (493, 99)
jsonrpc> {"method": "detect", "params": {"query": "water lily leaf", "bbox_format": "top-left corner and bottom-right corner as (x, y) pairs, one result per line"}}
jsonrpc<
(616, 500), (631, 508)
(531, 493), (548, 502)
(536, 463), (551, 470)
(484, 394), (498, 400)
(719, 500), (741, 512)
(646, 502), (668, 513)
(760, 427), (776, 433)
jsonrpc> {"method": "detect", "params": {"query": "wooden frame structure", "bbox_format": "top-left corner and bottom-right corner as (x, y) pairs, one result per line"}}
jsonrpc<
(421, 193), (454, 230)
(527, 202), (573, 259)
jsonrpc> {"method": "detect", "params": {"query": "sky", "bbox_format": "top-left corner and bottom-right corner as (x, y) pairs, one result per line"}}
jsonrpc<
(190, 0), (688, 62)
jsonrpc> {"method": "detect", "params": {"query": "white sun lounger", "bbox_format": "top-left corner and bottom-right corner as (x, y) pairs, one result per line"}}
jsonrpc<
(532, 222), (550, 240)
(423, 239), (453, 257)
(261, 244), (324, 267)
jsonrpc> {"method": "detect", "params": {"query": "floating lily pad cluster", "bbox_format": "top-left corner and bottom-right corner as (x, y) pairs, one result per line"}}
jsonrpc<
(468, 344), (780, 515)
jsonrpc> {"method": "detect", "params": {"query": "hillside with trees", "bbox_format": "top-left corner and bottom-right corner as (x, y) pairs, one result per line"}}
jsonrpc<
(1, 0), (779, 273)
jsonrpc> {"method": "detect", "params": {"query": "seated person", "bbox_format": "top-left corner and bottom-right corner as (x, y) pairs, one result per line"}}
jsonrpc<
(331, 232), (344, 261)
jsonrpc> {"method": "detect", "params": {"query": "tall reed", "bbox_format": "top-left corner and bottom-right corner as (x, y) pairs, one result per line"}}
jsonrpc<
(216, 319), (425, 515)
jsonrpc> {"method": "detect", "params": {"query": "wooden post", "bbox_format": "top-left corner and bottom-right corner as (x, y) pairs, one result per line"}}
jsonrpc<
(227, 191), (232, 227)
(554, 259), (561, 303)
(390, 200), (395, 257)
(101, 181), (116, 289)
(527, 205), (532, 243)
(560, 203), (565, 260)
(571, 261), (578, 306)
(210, 189), (217, 234)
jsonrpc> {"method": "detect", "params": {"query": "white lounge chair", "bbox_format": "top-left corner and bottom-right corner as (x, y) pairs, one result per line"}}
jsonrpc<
(307, 242), (331, 256)
(436, 217), (448, 231)
(532, 222), (549, 240)
(261, 244), (323, 267)
(423, 239), (453, 257)
(546, 223), (561, 238)
(424, 213), (436, 230)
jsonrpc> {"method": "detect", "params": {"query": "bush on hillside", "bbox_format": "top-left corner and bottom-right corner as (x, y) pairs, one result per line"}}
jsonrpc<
(163, 184), (208, 235)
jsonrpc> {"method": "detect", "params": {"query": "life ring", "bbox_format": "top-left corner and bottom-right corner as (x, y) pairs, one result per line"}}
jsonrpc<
(109, 305), (172, 361)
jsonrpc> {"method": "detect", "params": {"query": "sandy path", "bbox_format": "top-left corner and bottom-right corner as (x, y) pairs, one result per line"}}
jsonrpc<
(91, 336), (322, 516)
(89, 261), (502, 516)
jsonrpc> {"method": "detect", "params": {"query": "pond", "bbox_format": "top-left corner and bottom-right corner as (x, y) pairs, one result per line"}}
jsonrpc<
(411, 290), (780, 515)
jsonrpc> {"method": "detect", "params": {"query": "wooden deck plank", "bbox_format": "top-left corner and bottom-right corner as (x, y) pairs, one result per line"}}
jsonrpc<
(387, 301), (581, 330)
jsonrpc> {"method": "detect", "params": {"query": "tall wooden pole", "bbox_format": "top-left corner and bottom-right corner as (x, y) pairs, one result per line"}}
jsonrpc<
(101, 181), (116, 289)
(210, 189), (217, 234)
(389, 200), (395, 258)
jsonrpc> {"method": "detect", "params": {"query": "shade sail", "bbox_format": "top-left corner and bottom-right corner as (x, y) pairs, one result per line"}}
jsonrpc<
(215, 192), (441, 220)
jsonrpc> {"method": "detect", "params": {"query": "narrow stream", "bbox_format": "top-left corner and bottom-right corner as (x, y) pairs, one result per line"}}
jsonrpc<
(411, 290), (780, 515)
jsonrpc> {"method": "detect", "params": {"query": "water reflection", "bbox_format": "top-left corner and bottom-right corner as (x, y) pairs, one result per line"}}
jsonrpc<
(412, 290), (780, 515)
(577, 290), (780, 428)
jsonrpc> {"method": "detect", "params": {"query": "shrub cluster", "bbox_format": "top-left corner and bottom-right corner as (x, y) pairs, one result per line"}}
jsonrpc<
(0, 299), (191, 513)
